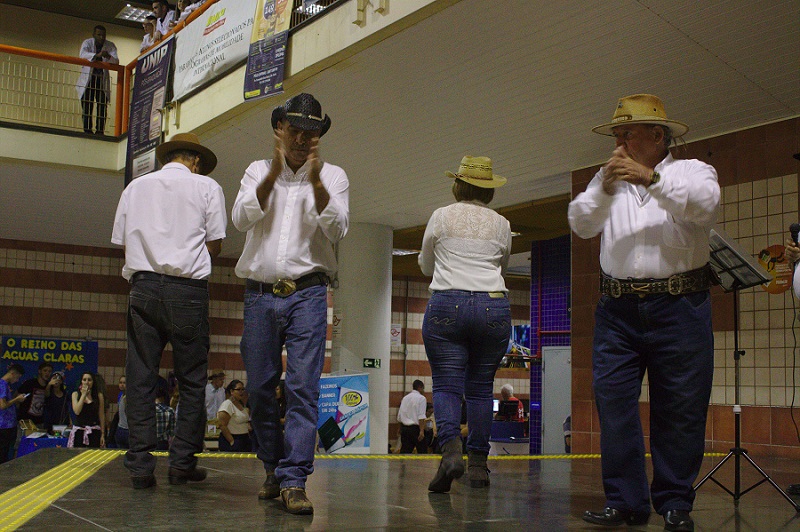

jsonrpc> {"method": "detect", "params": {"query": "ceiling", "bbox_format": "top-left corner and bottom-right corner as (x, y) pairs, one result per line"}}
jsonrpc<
(1, 0), (799, 277)
(0, 0), (152, 29)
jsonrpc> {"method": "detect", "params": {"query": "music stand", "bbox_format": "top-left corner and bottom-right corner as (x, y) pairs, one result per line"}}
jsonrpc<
(694, 228), (800, 511)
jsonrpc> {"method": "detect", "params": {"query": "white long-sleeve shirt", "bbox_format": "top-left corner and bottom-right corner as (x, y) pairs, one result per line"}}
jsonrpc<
(111, 163), (227, 280)
(75, 38), (119, 98)
(568, 153), (720, 279)
(418, 201), (511, 292)
(232, 158), (349, 283)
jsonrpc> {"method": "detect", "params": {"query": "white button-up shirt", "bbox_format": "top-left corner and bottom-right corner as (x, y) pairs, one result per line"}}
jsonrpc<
(111, 162), (227, 280)
(155, 10), (176, 37)
(397, 389), (427, 426)
(568, 153), (720, 279)
(232, 158), (349, 283)
(418, 201), (511, 292)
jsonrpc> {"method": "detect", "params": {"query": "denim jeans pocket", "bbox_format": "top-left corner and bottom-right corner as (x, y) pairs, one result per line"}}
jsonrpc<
(425, 303), (458, 327)
(244, 291), (263, 309)
(129, 293), (152, 333)
(484, 304), (510, 332)
(168, 299), (208, 342)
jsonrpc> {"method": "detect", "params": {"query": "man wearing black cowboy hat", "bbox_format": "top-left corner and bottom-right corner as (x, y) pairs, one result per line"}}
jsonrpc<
(112, 132), (227, 489)
(232, 93), (349, 515)
(570, 94), (720, 532)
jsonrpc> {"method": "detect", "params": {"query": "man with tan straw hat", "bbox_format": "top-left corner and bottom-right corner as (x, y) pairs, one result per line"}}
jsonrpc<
(419, 155), (511, 494)
(569, 94), (720, 531)
(232, 93), (348, 515)
(112, 131), (227, 489)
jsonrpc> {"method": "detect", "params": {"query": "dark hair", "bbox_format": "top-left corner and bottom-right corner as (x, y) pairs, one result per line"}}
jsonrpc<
(38, 361), (54, 370)
(413, 379), (424, 391)
(155, 376), (170, 403)
(452, 179), (494, 204)
(8, 363), (24, 376)
(165, 149), (200, 164)
(153, 0), (170, 7)
(77, 372), (100, 401)
(94, 25), (107, 33)
(226, 379), (244, 395)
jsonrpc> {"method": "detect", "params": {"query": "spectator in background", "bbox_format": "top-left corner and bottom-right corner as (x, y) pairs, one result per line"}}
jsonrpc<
(18, 361), (53, 426)
(205, 369), (226, 420)
(155, 379), (176, 451)
(173, 0), (204, 26)
(496, 384), (525, 422)
(115, 388), (130, 449)
(43, 371), (70, 432)
(76, 25), (118, 135)
(397, 380), (426, 454)
(117, 375), (126, 404)
(69, 372), (105, 448)
(420, 403), (437, 454)
(217, 380), (252, 452)
(1, 364), (25, 464)
(140, 15), (157, 52)
(152, 0), (176, 42)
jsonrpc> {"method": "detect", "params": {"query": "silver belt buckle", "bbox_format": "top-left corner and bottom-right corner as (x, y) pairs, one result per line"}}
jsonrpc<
(273, 278), (296, 297)
(667, 275), (683, 296)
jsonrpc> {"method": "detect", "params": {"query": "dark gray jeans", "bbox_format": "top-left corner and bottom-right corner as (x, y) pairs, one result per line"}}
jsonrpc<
(123, 273), (209, 477)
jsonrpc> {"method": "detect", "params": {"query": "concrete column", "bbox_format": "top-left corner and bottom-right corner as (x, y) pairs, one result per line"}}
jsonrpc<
(330, 222), (393, 455)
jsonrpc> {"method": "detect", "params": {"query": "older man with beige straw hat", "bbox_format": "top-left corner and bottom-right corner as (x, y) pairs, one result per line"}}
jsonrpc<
(569, 94), (719, 531)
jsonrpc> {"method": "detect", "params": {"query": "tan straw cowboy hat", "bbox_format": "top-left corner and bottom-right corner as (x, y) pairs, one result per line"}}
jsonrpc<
(445, 155), (506, 188)
(592, 94), (688, 137)
(155, 132), (218, 175)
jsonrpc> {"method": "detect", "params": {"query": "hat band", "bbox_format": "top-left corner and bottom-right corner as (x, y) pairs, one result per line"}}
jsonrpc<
(458, 163), (493, 180)
(611, 115), (666, 124)
(287, 112), (323, 122)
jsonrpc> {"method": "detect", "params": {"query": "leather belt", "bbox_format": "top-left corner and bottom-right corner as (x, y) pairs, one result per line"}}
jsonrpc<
(246, 272), (328, 297)
(131, 271), (208, 288)
(600, 264), (713, 298)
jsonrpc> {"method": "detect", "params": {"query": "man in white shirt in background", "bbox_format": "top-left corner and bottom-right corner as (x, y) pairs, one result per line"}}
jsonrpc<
(569, 94), (719, 532)
(232, 93), (348, 515)
(76, 25), (118, 135)
(397, 379), (427, 454)
(152, 0), (176, 42)
(112, 132), (226, 490)
(205, 369), (225, 420)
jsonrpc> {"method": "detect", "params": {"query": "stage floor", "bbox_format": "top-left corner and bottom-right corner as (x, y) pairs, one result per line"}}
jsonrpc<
(1, 449), (799, 530)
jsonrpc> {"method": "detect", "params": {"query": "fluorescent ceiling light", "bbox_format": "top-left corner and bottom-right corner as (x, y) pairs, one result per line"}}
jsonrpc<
(116, 4), (152, 23)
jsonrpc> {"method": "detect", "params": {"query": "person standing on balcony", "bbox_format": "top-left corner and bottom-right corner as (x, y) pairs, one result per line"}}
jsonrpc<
(232, 93), (349, 515)
(152, 0), (177, 42)
(569, 94), (719, 532)
(140, 15), (157, 53)
(112, 132), (226, 490)
(76, 25), (118, 135)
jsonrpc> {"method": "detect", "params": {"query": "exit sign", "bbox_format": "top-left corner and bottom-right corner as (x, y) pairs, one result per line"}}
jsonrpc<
(363, 358), (381, 368)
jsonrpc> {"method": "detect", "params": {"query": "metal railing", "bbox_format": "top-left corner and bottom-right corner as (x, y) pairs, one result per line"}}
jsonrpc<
(0, 0), (345, 138)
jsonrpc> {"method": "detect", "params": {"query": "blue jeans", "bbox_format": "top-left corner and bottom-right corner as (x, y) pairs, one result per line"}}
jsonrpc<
(422, 290), (511, 454)
(123, 275), (209, 477)
(240, 284), (327, 489)
(593, 291), (713, 515)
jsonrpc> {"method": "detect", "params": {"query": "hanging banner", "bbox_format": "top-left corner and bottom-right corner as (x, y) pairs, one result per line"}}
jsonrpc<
(1, 335), (99, 396)
(173, 0), (255, 100)
(317, 373), (370, 454)
(243, 0), (292, 101)
(125, 36), (175, 184)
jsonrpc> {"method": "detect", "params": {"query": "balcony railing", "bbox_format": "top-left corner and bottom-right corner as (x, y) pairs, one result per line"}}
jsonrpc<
(0, 0), (346, 138)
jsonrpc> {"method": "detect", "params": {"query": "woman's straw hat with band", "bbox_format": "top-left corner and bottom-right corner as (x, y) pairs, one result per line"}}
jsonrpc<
(591, 94), (688, 138)
(446, 155), (506, 188)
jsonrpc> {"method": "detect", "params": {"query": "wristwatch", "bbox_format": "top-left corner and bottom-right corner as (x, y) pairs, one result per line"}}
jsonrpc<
(648, 170), (661, 187)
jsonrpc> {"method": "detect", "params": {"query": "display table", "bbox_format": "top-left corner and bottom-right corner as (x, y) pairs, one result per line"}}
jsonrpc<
(17, 436), (69, 457)
(489, 420), (529, 455)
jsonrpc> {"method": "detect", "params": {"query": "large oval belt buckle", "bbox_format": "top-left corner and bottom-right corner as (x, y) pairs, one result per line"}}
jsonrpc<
(273, 278), (296, 297)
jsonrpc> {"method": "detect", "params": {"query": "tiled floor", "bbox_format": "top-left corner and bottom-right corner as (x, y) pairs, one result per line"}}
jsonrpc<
(2, 449), (800, 530)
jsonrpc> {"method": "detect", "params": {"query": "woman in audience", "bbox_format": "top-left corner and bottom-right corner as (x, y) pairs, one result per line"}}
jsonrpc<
(217, 380), (252, 452)
(43, 371), (70, 433)
(69, 372), (105, 448)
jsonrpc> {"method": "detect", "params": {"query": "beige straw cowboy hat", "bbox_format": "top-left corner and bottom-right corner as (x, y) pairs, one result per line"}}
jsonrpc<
(445, 156), (506, 189)
(156, 132), (218, 175)
(591, 94), (688, 137)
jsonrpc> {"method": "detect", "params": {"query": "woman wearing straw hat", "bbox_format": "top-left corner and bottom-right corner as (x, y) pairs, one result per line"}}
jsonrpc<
(419, 156), (512, 493)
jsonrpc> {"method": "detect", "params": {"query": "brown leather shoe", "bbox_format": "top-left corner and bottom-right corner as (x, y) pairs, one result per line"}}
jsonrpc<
(280, 487), (313, 515)
(258, 472), (280, 500)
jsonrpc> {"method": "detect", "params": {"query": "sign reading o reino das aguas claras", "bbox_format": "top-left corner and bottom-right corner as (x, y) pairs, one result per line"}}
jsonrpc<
(1, 335), (99, 394)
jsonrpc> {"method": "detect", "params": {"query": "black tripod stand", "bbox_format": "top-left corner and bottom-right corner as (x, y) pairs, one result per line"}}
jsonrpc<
(694, 230), (800, 511)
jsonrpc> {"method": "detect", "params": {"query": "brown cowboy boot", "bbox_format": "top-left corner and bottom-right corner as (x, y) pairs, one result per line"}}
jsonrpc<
(428, 438), (465, 493)
(468, 451), (490, 487)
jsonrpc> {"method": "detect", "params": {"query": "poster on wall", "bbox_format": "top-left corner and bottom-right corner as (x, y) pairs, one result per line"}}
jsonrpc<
(125, 36), (175, 184)
(317, 373), (369, 454)
(757, 244), (792, 294)
(173, 0), (255, 100)
(1, 335), (99, 396)
(243, 0), (292, 101)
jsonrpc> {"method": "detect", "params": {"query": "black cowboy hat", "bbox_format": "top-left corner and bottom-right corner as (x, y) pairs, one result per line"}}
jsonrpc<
(271, 93), (331, 137)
